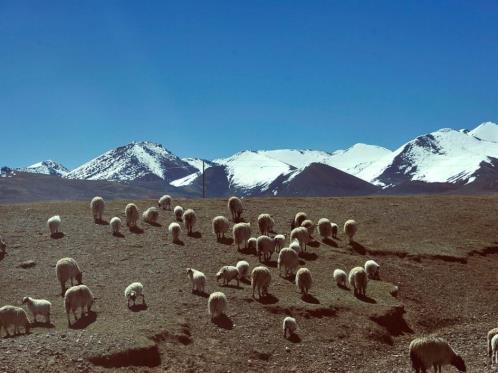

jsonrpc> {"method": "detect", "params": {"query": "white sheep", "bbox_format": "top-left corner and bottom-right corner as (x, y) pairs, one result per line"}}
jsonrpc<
(292, 212), (307, 229)
(257, 235), (276, 262)
(233, 223), (251, 251)
(186, 268), (206, 293)
(491, 334), (498, 364)
(364, 259), (380, 280)
(258, 213), (274, 236)
(278, 248), (299, 277)
(301, 219), (315, 237)
(283, 316), (297, 338)
(331, 223), (338, 238)
(290, 226), (310, 252)
(125, 203), (139, 228)
(158, 194), (172, 210)
(124, 282), (145, 307)
(56, 257), (82, 295)
(182, 208), (197, 235)
(289, 239), (301, 254)
(251, 266), (271, 299)
(90, 196), (105, 223)
(274, 234), (286, 253)
(348, 266), (368, 297)
(47, 215), (62, 237)
(143, 207), (160, 224)
(110, 217), (122, 236)
(216, 266), (240, 287)
(208, 291), (227, 320)
(295, 267), (312, 295)
(0, 305), (30, 336)
(333, 269), (348, 288)
(22, 297), (51, 324)
(64, 284), (94, 326)
(247, 237), (257, 252)
(344, 219), (358, 243)
(212, 216), (230, 240)
(174, 206), (184, 221)
(409, 336), (466, 372)
(488, 328), (498, 359)
(236, 260), (250, 280)
(317, 218), (333, 239)
(0, 235), (6, 254)
(168, 222), (182, 242)
(227, 196), (243, 221)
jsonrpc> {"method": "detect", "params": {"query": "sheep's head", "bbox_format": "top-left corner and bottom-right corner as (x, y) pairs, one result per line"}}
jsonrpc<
(22, 297), (30, 304)
(452, 355), (466, 372)
(186, 268), (193, 277)
(216, 269), (224, 281)
(129, 291), (137, 301)
(76, 272), (83, 284)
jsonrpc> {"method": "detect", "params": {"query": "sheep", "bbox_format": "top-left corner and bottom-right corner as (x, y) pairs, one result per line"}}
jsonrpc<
(47, 215), (61, 237)
(274, 234), (286, 253)
(251, 266), (271, 299)
(491, 334), (498, 365)
(174, 206), (184, 221)
(208, 291), (227, 320)
(125, 203), (139, 228)
(333, 269), (348, 288)
(258, 213), (274, 236)
(295, 268), (312, 295)
(90, 196), (105, 223)
(143, 207), (160, 225)
(278, 248), (299, 278)
(124, 282), (145, 308)
(488, 328), (498, 358)
(158, 194), (172, 210)
(348, 266), (368, 297)
(186, 268), (206, 293)
(64, 284), (94, 326)
(56, 257), (82, 295)
(168, 222), (182, 242)
(344, 219), (358, 243)
(110, 217), (122, 236)
(292, 212), (307, 229)
(0, 305), (30, 336)
(216, 266), (240, 287)
(182, 208), (197, 235)
(317, 218), (333, 239)
(409, 336), (466, 372)
(283, 316), (297, 338)
(236, 260), (250, 280)
(227, 196), (243, 222)
(22, 297), (51, 324)
(301, 219), (315, 237)
(364, 259), (380, 280)
(330, 223), (338, 238)
(233, 222), (251, 251)
(257, 235), (276, 262)
(0, 235), (6, 254)
(212, 216), (230, 240)
(289, 239), (301, 253)
(247, 237), (257, 252)
(290, 226), (310, 252)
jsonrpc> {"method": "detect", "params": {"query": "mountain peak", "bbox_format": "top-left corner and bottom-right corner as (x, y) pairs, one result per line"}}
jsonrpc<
(19, 160), (69, 176)
(469, 122), (498, 143)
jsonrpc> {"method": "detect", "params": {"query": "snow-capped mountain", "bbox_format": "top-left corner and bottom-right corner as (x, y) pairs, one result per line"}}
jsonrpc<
(18, 160), (69, 176)
(65, 141), (196, 182)
(181, 158), (215, 172)
(468, 121), (498, 143)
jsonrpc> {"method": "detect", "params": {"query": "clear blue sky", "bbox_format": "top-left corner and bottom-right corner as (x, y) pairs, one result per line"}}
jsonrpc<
(1, 1), (498, 169)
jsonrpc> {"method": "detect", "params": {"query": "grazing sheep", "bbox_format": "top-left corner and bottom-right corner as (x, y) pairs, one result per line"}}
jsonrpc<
(289, 239), (301, 253)
(333, 269), (348, 288)
(409, 336), (466, 372)
(90, 196), (105, 223)
(174, 206), (184, 221)
(258, 213), (274, 236)
(110, 217), (122, 236)
(348, 266), (368, 297)
(290, 226), (311, 252)
(212, 216), (230, 240)
(283, 316), (297, 338)
(56, 257), (82, 295)
(124, 282), (145, 307)
(233, 223), (251, 251)
(364, 259), (380, 280)
(125, 203), (139, 228)
(186, 268), (206, 293)
(247, 237), (257, 252)
(143, 207), (160, 224)
(317, 218), (333, 239)
(301, 219), (315, 237)
(0, 306), (30, 336)
(278, 248), (299, 277)
(208, 291), (227, 320)
(47, 215), (62, 237)
(64, 284), (94, 326)
(251, 266), (271, 299)
(295, 268), (312, 295)
(22, 297), (51, 324)
(274, 234), (286, 253)
(216, 266), (240, 287)
(491, 334), (498, 364)
(257, 235), (276, 262)
(236, 260), (250, 280)
(344, 219), (358, 243)
(158, 194), (172, 210)
(168, 222), (182, 242)
(227, 196), (243, 221)
(182, 208), (197, 235)
(0, 235), (6, 254)
(292, 212), (308, 229)
(488, 328), (498, 358)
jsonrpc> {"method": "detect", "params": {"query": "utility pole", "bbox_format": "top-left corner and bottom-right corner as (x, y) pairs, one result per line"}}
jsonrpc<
(202, 160), (205, 198)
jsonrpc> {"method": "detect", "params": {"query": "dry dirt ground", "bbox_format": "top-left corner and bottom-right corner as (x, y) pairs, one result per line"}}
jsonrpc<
(0, 196), (497, 372)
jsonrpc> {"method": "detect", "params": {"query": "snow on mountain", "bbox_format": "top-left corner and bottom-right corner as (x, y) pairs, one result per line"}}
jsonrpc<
(469, 121), (498, 143)
(65, 141), (196, 182)
(327, 144), (392, 176)
(18, 160), (69, 176)
(181, 158), (214, 172)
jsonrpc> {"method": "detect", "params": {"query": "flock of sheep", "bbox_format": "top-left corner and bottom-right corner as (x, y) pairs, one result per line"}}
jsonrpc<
(0, 195), (495, 372)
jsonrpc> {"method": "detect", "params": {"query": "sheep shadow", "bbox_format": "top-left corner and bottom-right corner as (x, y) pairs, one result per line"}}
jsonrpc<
(95, 219), (109, 226)
(308, 240), (320, 248)
(188, 231), (202, 239)
(69, 311), (97, 330)
(338, 284), (349, 291)
(212, 314), (233, 330)
(238, 246), (256, 255)
(281, 274), (296, 283)
(192, 290), (209, 298)
(233, 217), (245, 223)
(240, 278), (251, 285)
(173, 239), (185, 246)
(355, 294), (376, 304)
(50, 232), (65, 239)
(31, 321), (55, 329)
(218, 237), (234, 245)
(350, 241), (367, 255)
(299, 252), (318, 261)
(220, 283), (243, 290)
(146, 222), (162, 227)
(263, 260), (277, 268)
(256, 294), (279, 305)
(301, 294), (320, 304)
(322, 238), (338, 248)
(298, 259), (306, 265)
(287, 333), (301, 343)
(113, 232), (125, 238)
(0, 252), (4, 262)
(129, 304), (148, 312)
(129, 226), (144, 234)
